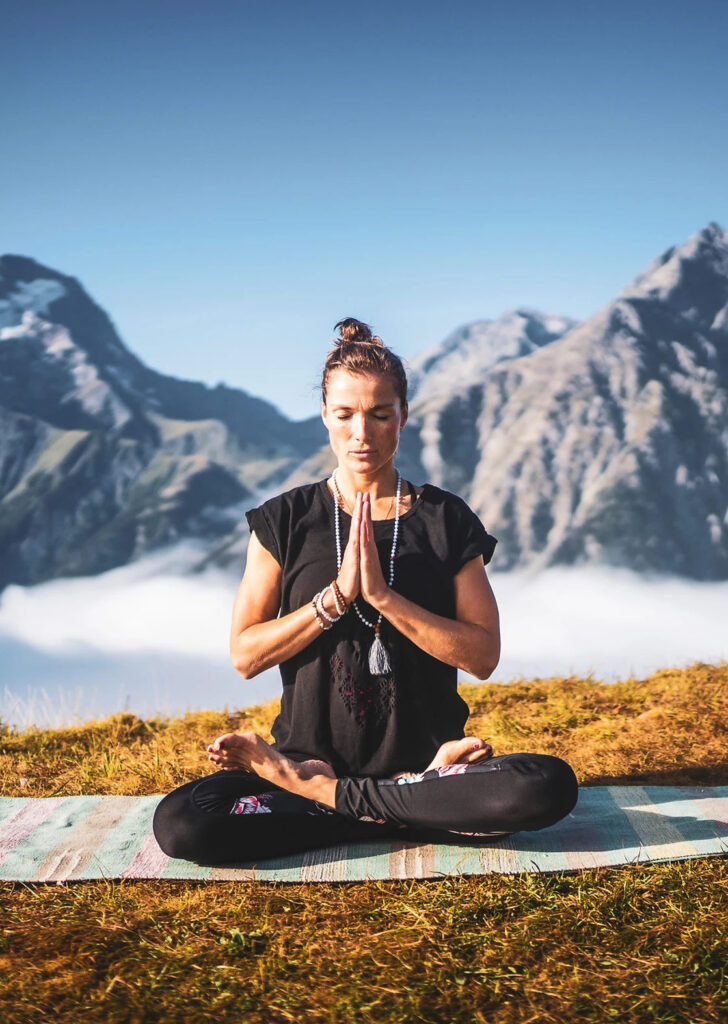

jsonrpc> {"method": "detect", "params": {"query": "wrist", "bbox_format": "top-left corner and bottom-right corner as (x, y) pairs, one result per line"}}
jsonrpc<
(331, 578), (349, 615)
(367, 585), (395, 613)
(336, 576), (357, 605)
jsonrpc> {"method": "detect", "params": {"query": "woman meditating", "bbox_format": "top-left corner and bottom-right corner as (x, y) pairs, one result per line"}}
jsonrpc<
(153, 318), (578, 865)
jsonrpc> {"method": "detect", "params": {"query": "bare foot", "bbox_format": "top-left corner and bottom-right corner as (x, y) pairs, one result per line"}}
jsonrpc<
(207, 734), (336, 778)
(423, 737), (494, 773)
(207, 731), (277, 773)
(206, 731), (338, 809)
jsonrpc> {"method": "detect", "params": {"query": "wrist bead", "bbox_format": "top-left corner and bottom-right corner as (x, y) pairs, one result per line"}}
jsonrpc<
(311, 593), (328, 631)
(331, 579), (347, 616)
(317, 586), (341, 624)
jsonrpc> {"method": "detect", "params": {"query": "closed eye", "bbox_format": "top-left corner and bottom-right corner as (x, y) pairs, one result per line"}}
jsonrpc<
(335, 414), (390, 420)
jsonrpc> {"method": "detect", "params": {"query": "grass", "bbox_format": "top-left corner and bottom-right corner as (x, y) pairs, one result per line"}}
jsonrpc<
(1, 662), (727, 1023)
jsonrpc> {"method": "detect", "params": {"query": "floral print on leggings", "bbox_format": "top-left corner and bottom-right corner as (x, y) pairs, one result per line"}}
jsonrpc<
(231, 795), (273, 815)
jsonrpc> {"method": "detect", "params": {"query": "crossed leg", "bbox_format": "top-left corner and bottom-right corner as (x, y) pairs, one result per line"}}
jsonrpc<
(152, 747), (578, 865)
(203, 731), (577, 839)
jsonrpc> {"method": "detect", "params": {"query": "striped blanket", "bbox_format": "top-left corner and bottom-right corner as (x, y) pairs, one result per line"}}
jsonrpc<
(1, 785), (726, 883)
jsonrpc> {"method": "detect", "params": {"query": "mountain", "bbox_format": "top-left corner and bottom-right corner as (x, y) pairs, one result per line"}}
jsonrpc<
(2, 221), (727, 588)
(408, 222), (728, 578)
(407, 309), (577, 493)
(407, 309), (578, 400)
(0, 256), (325, 588)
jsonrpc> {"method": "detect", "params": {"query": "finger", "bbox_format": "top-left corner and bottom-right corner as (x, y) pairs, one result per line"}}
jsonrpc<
(361, 494), (371, 543)
(349, 492), (362, 545)
(352, 503), (362, 552)
(352, 491), (363, 524)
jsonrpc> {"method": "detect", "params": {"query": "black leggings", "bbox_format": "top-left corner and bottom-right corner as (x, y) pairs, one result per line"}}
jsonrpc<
(153, 753), (579, 866)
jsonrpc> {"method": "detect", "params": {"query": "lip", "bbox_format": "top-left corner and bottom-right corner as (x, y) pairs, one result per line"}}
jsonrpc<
(350, 450), (375, 455)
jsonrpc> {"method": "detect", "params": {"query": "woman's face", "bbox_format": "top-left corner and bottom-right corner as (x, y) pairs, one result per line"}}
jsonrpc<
(322, 369), (408, 477)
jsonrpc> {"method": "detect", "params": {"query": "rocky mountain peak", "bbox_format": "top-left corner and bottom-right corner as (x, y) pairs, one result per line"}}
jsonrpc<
(0, 255), (326, 590)
(618, 221), (728, 331)
(0, 254), (139, 374)
(408, 307), (577, 404)
(2, 222), (727, 587)
(0, 252), (324, 449)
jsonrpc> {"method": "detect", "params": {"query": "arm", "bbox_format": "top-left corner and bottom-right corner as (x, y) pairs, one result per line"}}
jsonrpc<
(358, 492), (500, 679)
(230, 493), (364, 678)
(229, 531), (340, 679)
(375, 556), (501, 679)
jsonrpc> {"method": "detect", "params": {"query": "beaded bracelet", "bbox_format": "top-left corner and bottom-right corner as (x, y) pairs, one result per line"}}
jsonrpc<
(316, 587), (340, 624)
(331, 579), (348, 616)
(311, 593), (329, 631)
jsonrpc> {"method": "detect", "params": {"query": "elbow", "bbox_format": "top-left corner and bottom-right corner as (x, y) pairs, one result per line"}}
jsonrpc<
(230, 645), (259, 680)
(466, 657), (499, 681)
(480, 657), (500, 680)
(464, 635), (500, 680)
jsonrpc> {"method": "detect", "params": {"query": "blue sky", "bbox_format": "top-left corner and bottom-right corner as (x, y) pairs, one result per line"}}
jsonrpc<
(2, 0), (727, 419)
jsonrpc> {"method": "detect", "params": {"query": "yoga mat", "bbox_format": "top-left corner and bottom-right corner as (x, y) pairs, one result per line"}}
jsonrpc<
(1, 785), (727, 883)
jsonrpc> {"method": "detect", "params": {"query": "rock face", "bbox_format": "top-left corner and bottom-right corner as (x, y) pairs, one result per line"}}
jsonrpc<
(2, 222), (728, 587)
(407, 222), (728, 578)
(408, 309), (577, 494)
(0, 256), (325, 588)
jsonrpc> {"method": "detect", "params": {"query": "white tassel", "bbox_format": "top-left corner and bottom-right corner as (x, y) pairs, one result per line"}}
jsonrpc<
(368, 631), (391, 674)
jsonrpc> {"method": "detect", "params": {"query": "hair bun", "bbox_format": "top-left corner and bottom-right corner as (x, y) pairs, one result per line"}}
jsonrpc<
(334, 317), (383, 347)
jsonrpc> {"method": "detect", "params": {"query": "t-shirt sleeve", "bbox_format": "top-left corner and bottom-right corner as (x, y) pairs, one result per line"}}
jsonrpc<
(446, 496), (497, 574)
(245, 503), (283, 566)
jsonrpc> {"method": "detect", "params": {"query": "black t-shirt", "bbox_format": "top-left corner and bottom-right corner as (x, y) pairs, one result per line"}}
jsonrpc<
(245, 477), (497, 778)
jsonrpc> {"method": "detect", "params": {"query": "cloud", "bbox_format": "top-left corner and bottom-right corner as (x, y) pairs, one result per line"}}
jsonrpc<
(0, 544), (233, 657)
(488, 565), (728, 682)
(1, 556), (726, 729)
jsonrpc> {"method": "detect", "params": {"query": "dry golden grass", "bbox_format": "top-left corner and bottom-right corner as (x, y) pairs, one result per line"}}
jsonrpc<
(2, 661), (727, 798)
(1, 661), (727, 1023)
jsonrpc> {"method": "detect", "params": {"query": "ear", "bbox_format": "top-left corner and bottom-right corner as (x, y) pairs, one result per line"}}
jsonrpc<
(399, 402), (408, 430)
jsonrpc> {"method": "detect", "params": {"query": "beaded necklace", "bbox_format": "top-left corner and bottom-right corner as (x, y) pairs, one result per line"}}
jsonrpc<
(332, 467), (402, 675)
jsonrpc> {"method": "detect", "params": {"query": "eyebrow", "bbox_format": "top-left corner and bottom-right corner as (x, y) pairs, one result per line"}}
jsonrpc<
(330, 403), (395, 411)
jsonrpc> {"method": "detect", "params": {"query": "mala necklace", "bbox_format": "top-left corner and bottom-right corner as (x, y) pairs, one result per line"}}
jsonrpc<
(332, 467), (402, 675)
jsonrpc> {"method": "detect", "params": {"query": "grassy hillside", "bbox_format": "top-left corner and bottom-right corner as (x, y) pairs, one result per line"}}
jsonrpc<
(1, 663), (727, 1023)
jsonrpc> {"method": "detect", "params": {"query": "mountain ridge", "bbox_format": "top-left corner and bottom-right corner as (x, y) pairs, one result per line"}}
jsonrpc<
(0, 254), (326, 587)
(1, 221), (727, 586)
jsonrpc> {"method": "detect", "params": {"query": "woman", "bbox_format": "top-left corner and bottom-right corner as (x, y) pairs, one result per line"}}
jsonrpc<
(153, 319), (578, 865)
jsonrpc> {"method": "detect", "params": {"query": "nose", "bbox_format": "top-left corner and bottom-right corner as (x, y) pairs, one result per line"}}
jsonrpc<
(353, 414), (370, 441)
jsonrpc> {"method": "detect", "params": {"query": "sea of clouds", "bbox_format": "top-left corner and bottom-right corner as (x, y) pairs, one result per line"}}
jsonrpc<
(1, 548), (726, 730)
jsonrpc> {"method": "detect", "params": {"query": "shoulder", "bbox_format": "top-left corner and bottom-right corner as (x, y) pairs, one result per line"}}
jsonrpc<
(245, 480), (326, 566)
(417, 484), (497, 567)
(419, 484), (478, 517)
(251, 480), (323, 518)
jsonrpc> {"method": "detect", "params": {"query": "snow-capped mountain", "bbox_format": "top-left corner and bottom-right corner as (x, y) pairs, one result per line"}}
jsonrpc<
(0, 256), (325, 588)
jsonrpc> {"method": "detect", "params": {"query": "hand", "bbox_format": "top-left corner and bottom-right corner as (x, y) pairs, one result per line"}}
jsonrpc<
(359, 492), (389, 606)
(336, 490), (362, 604)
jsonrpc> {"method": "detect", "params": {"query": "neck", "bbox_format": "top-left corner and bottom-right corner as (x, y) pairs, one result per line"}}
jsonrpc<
(333, 463), (398, 504)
